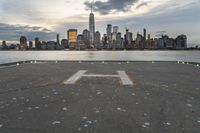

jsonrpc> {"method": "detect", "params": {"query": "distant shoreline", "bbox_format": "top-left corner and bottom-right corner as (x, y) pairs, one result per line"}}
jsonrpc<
(0, 49), (200, 51)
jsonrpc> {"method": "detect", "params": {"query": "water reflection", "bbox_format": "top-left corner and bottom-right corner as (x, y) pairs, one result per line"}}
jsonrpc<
(0, 51), (200, 64)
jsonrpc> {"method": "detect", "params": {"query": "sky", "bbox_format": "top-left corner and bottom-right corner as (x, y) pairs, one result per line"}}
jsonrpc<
(0, 0), (199, 46)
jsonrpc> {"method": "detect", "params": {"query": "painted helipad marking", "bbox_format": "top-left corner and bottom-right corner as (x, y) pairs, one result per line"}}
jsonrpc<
(64, 70), (134, 86)
(117, 71), (134, 86)
(64, 70), (87, 84)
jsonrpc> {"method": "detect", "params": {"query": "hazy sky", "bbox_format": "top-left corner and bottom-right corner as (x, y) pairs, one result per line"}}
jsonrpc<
(0, 0), (199, 46)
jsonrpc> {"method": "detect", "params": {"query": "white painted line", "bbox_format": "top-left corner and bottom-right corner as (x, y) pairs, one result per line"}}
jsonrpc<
(117, 71), (134, 86)
(83, 74), (119, 78)
(64, 70), (134, 86)
(64, 70), (87, 84)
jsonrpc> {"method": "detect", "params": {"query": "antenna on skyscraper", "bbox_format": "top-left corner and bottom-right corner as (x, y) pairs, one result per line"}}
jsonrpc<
(91, 0), (94, 13)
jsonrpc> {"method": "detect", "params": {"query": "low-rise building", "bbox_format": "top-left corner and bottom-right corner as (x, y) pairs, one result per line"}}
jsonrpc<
(61, 39), (68, 49)
(176, 35), (187, 49)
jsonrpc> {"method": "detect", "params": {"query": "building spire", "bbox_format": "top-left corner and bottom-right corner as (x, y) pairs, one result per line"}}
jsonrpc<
(91, 0), (94, 13)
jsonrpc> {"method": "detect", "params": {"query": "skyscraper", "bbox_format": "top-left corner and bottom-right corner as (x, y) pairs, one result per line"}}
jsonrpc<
(116, 32), (122, 44)
(143, 28), (146, 40)
(176, 35), (187, 49)
(113, 26), (118, 33)
(35, 37), (41, 50)
(83, 29), (90, 47)
(148, 34), (151, 48)
(20, 36), (27, 50)
(143, 28), (146, 48)
(94, 31), (101, 46)
(112, 26), (119, 44)
(107, 24), (112, 37)
(89, 1), (95, 45)
(57, 34), (60, 45)
(67, 29), (78, 49)
(107, 24), (112, 44)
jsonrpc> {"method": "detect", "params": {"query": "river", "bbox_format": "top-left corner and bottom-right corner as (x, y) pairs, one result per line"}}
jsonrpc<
(0, 51), (200, 64)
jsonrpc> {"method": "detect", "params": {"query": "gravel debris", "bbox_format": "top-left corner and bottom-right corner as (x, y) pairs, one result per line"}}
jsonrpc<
(52, 121), (61, 125)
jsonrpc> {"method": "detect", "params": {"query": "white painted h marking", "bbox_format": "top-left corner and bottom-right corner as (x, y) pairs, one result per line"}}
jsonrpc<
(64, 70), (133, 86)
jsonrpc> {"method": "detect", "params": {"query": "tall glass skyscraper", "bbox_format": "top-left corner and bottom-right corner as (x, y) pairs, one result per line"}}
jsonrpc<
(89, 2), (95, 45)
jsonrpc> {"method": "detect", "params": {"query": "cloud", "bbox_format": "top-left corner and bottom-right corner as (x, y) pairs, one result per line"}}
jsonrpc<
(0, 0), (199, 45)
(0, 0), (41, 19)
(135, 1), (149, 9)
(0, 23), (56, 42)
(84, 0), (139, 15)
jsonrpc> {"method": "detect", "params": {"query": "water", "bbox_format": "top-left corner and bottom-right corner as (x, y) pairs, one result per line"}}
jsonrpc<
(0, 51), (200, 64)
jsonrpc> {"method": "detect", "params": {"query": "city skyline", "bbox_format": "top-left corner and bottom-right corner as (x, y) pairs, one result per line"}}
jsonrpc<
(0, 0), (200, 46)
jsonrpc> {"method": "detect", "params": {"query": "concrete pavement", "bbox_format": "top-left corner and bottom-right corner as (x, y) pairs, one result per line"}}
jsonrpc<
(0, 61), (200, 133)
